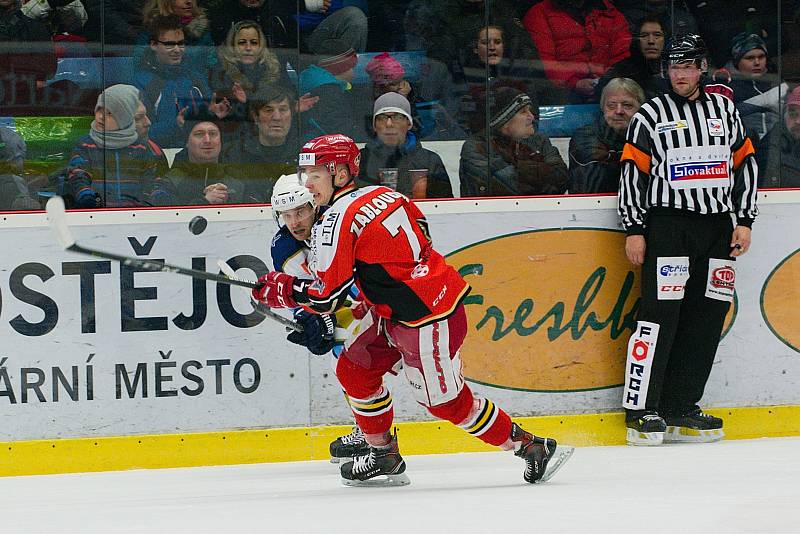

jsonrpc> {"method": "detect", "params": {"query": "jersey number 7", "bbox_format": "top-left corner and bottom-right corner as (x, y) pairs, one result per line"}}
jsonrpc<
(381, 208), (423, 261)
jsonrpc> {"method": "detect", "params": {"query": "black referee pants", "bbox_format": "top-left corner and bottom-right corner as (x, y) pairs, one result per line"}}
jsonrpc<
(622, 209), (735, 416)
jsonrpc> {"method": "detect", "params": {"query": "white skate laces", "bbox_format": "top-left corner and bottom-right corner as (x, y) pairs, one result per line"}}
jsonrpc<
(351, 450), (377, 475)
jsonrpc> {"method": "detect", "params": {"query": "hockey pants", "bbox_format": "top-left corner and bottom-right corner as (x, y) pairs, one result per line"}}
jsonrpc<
(336, 304), (512, 446)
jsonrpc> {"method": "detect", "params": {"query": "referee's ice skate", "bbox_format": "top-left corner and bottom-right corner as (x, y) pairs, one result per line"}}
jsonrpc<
(626, 411), (667, 446)
(664, 408), (724, 443)
(340, 432), (410, 487)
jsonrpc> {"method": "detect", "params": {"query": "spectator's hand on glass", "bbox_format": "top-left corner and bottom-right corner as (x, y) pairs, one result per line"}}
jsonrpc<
(625, 235), (646, 266)
(575, 78), (597, 97)
(204, 183), (229, 204)
(176, 105), (189, 127)
(298, 93), (320, 113)
(321, 0), (332, 13)
(232, 82), (247, 104)
(209, 97), (232, 119)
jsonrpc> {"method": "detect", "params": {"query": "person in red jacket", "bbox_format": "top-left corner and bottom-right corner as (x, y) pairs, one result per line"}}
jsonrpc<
(251, 134), (574, 487)
(523, 0), (631, 102)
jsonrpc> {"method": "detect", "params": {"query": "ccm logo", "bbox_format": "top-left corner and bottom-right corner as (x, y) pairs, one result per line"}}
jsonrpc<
(432, 285), (448, 307)
(660, 285), (685, 292)
(631, 339), (651, 362)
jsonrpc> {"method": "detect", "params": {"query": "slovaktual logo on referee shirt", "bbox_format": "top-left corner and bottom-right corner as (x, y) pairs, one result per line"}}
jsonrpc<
(666, 146), (731, 189)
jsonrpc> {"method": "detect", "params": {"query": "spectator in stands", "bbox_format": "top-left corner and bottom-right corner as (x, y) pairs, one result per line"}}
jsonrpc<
(0, 126), (40, 210)
(64, 84), (171, 208)
(0, 0), (57, 114)
(569, 77), (644, 194)
(136, 0), (216, 73)
(365, 51), (463, 141)
(423, 0), (534, 81)
(523, 0), (631, 102)
(300, 1), (368, 54)
(460, 87), (568, 197)
(89, 0), (146, 45)
(132, 87), (171, 178)
(359, 92), (453, 199)
(206, 0), (296, 49)
(687, 1), (777, 68)
(161, 106), (244, 205)
(206, 0), (367, 54)
(458, 24), (555, 133)
(298, 38), (366, 141)
(225, 85), (300, 202)
(598, 15), (668, 100)
(721, 32), (787, 141)
(210, 20), (317, 140)
(615, 0), (697, 38)
(20, 1), (89, 45)
(133, 14), (213, 147)
(756, 86), (800, 189)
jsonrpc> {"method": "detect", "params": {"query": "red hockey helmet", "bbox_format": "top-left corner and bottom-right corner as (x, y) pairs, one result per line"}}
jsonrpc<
(298, 134), (361, 177)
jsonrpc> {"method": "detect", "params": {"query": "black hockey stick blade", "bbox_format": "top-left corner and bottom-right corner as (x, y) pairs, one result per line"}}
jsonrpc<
(44, 196), (259, 290)
(217, 260), (303, 332)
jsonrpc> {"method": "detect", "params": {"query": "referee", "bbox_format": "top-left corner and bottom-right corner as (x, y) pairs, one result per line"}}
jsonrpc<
(618, 34), (758, 446)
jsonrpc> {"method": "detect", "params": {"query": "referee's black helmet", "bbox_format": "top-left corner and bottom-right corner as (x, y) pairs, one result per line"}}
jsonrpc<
(662, 34), (708, 75)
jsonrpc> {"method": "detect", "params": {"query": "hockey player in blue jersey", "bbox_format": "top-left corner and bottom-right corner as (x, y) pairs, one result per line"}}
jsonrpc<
(269, 174), (369, 461)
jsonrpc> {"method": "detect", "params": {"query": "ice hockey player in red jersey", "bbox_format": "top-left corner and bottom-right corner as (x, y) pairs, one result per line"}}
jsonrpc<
(252, 134), (574, 486)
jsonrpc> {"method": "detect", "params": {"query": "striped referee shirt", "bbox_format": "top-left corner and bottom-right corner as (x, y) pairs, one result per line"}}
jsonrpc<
(618, 88), (758, 235)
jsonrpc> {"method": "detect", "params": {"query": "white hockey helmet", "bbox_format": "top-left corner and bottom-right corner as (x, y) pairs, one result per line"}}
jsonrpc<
(271, 174), (316, 226)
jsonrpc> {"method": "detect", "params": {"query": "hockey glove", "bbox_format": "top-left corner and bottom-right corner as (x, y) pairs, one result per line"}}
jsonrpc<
(251, 271), (298, 309)
(287, 310), (337, 355)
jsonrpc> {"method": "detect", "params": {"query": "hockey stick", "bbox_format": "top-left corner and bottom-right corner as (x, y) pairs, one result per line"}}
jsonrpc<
(44, 196), (301, 331)
(216, 260), (303, 332)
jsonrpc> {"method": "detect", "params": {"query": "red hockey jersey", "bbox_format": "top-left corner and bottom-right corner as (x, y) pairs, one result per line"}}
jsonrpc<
(300, 185), (469, 327)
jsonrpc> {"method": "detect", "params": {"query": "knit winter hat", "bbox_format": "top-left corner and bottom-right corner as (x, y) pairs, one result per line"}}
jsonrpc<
(373, 92), (413, 126)
(95, 84), (139, 131)
(488, 87), (533, 129)
(181, 104), (221, 147)
(731, 32), (767, 68)
(365, 52), (405, 86)
(316, 38), (358, 76)
(787, 86), (800, 108)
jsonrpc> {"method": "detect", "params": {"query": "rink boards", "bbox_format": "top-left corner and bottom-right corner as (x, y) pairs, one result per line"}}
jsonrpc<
(1, 191), (799, 475)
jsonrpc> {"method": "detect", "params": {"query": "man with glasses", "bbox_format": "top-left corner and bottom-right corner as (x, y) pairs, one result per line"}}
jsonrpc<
(134, 14), (212, 147)
(358, 92), (452, 199)
(619, 35), (758, 446)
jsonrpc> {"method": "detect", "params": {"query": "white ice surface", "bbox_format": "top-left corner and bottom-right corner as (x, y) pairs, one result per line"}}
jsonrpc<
(2, 437), (798, 534)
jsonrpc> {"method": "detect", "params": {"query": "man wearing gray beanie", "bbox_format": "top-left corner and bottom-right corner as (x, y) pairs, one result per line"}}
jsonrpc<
(358, 92), (453, 198)
(63, 84), (173, 208)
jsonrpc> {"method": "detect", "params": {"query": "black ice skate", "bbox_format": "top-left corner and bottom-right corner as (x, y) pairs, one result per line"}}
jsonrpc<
(626, 410), (667, 446)
(329, 426), (370, 463)
(663, 408), (724, 443)
(511, 423), (574, 484)
(340, 432), (410, 487)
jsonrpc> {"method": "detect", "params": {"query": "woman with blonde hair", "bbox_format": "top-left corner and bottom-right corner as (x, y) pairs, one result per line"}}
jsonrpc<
(210, 20), (317, 139)
(135, 0), (215, 72)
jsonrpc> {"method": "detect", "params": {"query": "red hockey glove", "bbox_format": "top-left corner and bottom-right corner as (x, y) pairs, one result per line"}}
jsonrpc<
(252, 271), (298, 309)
